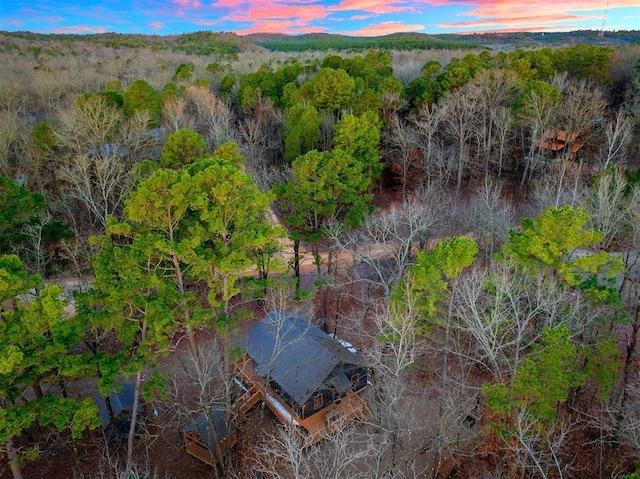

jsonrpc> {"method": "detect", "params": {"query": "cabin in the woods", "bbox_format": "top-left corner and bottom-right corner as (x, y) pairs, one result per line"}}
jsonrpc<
(233, 310), (370, 445)
(94, 384), (144, 443)
(538, 129), (584, 157)
(183, 408), (237, 468)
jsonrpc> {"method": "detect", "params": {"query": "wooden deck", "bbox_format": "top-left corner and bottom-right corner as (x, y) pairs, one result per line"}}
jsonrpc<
(184, 430), (236, 467)
(297, 389), (371, 445)
(232, 355), (370, 446)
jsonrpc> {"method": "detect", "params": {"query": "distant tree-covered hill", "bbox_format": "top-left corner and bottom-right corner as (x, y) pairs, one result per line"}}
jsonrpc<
(246, 32), (487, 52)
(433, 30), (640, 48)
(0, 29), (637, 57)
(0, 30), (265, 57)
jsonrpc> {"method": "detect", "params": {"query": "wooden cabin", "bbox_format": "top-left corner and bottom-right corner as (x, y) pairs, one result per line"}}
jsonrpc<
(538, 129), (584, 157)
(183, 408), (237, 468)
(233, 310), (370, 445)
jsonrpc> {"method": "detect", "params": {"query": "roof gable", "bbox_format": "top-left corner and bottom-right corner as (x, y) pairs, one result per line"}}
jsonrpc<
(184, 408), (233, 450)
(245, 311), (366, 405)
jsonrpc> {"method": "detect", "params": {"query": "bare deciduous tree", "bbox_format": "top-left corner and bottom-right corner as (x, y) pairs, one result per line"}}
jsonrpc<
(411, 102), (446, 185)
(328, 195), (437, 297)
(0, 110), (21, 176)
(184, 85), (237, 151)
(580, 168), (640, 250)
(462, 178), (516, 262)
(452, 260), (593, 382)
(468, 69), (519, 181)
(440, 89), (480, 194)
(239, 98), (284, 168)
(56, 153), (135, 230)
(504, 407), (577, 479)
(387, 114), (421, 199)
(162, 96), (192, 133)
(597, 109), (636, 171)
(54, 94), (123, 156)
(554, 79), (606, 206)
(252, 422), (374, 479)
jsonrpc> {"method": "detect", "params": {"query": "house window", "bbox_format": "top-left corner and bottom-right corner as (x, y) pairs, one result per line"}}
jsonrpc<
(351, 373), (360, 388)
(314, 393), (323, 410)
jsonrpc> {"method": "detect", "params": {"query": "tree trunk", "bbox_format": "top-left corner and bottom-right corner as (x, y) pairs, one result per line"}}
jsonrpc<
(33, 380), (44, 399)
(619, 304), (640, 411)
(6, 437), (23, 479)
(125, 320), (147, 478)
(125, 369), (143, 478)
(293, 238), (301, 297)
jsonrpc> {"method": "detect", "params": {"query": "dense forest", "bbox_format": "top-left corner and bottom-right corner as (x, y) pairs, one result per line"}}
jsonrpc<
(1, 29), (640, 479)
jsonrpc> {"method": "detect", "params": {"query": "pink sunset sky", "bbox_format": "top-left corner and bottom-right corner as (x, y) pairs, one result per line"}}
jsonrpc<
(1, 0), (638, 36)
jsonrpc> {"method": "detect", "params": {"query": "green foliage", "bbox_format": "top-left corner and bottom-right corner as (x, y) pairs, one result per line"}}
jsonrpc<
(31, 121), (57, 154)
(502, 206), (622, 293)
(212, 141), (245, 167)
(0, 176), (47, 254)
(407, 53), (493, 107)
(172, 31), (241, 57)
(160, 128), (206, 169)
(512, 325), (583, 421)
(104, 80), (123, 93)
(333, 111), (383, 185)
(161, 81), (182, 102)
(218, 74), (237, 100)
(583, 337), (620, 400)
(284, 103), (322, 162)
(143, 371), (166, 401)
(0, 255), (99, 448)
(625, 463), (640, 479)
(206, 62), (226, 75)
(110, 154), (282, 316)
(173, 62), (194, 82)
(275, 149), (372, 243)
(421, 60), (441, 80)
(98, 90), (124, 108)
(484, 326), (584, 423)
(392, 237), (478, 331)
(254, 33), (484, 52)
(238, 62), (303, 108)
(624, 166), (640, 190)
(552, 44), (613, 83)
(406, 44), (614, 109)
(308, 68), (355, 113)
(511, 79), (562, 118)
(123, 79), (161, 127)
(321, 51), (394, 92)
(193, 78), (210, 88)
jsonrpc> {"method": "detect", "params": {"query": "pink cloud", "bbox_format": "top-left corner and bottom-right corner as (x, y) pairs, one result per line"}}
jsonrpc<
(210, 0), (238, 7)
(44, 16), (64, 23)
(351, 13), (377, 20)
(226, 4), (328, 23)
(52, 25), (107, 34)
(457, 24), (589, 34)
(234, 20), (328, 35)
(221, 1), (331, 34)
(149, 21), (164, 30)
(441, 0), (638, 30)
(439, 14), (598, 29)
(344, 20), (425, 36)
(330, 0), (415, 14)
(172, 0), (202, 7)
(194, 19), (222, 26)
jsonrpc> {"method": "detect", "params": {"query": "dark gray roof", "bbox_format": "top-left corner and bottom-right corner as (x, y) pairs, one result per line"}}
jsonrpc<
(245, 310), (366, 406)
(94, 384), (139, 429)
(183, 408), (233, 450)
